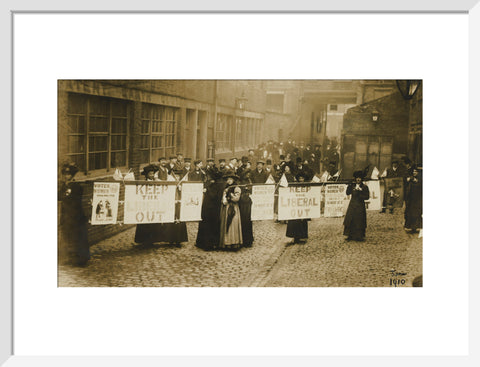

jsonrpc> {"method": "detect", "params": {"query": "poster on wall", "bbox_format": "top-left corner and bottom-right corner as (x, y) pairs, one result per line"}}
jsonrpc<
(278, 185), (321, 220)
(180, 182), (204, 221)
(124, 182), (176, 224)
(91, 182), (120, 225)
(251, 184), (275, 220)
(324, 184), (350, 218)
(364, 180), (382, 211)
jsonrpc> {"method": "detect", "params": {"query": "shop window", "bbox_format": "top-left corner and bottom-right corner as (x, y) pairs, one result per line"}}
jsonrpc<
(216, 113), (232, 150)
(66, 94), (128, 173)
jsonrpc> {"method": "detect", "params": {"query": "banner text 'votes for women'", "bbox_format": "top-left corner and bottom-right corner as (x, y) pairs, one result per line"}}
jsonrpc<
(124, 183), (176, 224)
(91, 182), (120, 225)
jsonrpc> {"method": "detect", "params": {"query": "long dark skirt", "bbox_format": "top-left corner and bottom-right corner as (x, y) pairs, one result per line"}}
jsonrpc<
(59, 221), (90, 266)
(405, 201), (422, 231)
(286, 219), (308, 240)
(134, 223), (163, 244)
(343, 202), (367, 240)
(239, 194), (254, 246)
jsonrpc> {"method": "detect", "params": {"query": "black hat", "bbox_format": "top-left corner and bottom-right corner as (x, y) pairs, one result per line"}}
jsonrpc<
(61, 163), (79, 177)
(169, 156), (177, 160)
(241, 156), (248, 163)
(141, 164), (159, 176)
(295, 172), (307, 180)
(296, 157), (303, 163)
(207, 158), (214, 162)
(329, 161), (336, 166)
(219, 158), (226, 163)
(223, 170), (239, 180)
(401, 156), (412, 164)
(353, 170), (364, 178)
(266, 159), (272, 165)
(184, 158), (192, 163)
(392, 160), (399, 165)
(194, 159), (202, 166)
(279, 154), (285, 160)
(158, 156), (166, 161)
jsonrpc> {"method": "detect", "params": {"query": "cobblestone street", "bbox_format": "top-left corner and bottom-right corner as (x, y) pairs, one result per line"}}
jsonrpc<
(58, 210), (422, 287)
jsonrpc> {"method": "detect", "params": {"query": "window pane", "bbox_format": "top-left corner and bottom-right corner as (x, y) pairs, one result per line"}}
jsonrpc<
(89, 152), (107, 170)
(89, 136), (108, 152)
(139, 135), (150, 149)
(141, 120), (150, 134)
(111, 135), (126, 150)
(68, 115), (86, 133)
(90, 97), (108, 115)
(68, 94), (87, 114)
(165, 107), (173, 120)
(112, 118), (127, 133)
(152, 121), (163, 133)
(152, 106), (163, 120)
(142, 104), (151, 119)
(111, 100), (127, 117)
(68, 135), (85, 153)
(111, 151), (126, 167)
(139, 150), (150, 164)
(152, 135), (163, 148)
(89, 116), (108, 132)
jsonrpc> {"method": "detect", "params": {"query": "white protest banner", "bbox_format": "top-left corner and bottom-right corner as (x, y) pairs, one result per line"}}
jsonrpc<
(180, 182), (204, 221)
(251, 184), (275, 220)
(124, 183), (176, 224)
(324, 184), (350, 218)
(278, 185), (321, 220)
(91, 182), (120, 225)
(365, 180), (381, 211)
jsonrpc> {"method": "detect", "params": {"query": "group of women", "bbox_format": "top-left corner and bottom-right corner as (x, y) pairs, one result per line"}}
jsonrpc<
(58, 162), (422, 267)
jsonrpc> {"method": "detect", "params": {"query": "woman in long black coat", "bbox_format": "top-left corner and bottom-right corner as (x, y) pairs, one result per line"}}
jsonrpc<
(195, 171), (224, 250)
(58, 163), (90, 266)
(343, 170), (370, 241)
(286, 173), (309, 244)
(238, 168), (254, 247)
(404, 167), (422, 233)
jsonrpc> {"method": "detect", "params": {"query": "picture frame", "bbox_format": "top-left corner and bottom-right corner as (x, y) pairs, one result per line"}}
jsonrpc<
(2, 1), (479, 366)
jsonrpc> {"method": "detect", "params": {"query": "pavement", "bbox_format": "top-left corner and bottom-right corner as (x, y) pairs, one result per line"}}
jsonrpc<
(58, 209), (422, 287)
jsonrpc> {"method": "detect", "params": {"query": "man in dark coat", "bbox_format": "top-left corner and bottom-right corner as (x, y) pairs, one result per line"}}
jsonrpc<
(156, 157), (169, 181)
(188, 160), (206, 182)
(313, 144), (322, 174)
(195, 170), (224, 250)
(250, 160), (269, 184)
(205, 158), (218, 183)
(58, 163), (90, 266)
(181, 158), (192, 178)
(343, 170), (370, 241)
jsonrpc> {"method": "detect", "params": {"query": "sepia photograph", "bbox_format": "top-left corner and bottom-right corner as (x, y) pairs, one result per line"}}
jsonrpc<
(57, 79), (423, 287)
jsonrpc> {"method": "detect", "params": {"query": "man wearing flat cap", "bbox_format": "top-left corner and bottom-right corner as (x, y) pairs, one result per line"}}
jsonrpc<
(250, 160), (268, 184)
(156, 157), (169, 180)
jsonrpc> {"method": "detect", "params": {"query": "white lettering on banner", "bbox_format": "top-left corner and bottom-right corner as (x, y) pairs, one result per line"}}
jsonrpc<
(91, 182), (120, 225)
(324, 184), (349, 217)
(180, 183), (204, 222)
(124, 184), (176, 224)
(278, 186), (321, 220)
(365, 180), (381, 210)
(251, 184), (275, 220)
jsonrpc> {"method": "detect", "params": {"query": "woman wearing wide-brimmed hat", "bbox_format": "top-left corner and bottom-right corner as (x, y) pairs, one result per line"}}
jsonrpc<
(58, 163), (90, 266)
(218, 171), (243, 250)
(343, 170), (370, 241)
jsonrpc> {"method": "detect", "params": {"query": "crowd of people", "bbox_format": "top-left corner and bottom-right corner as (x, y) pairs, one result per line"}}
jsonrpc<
(57, 139), (422, 267)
